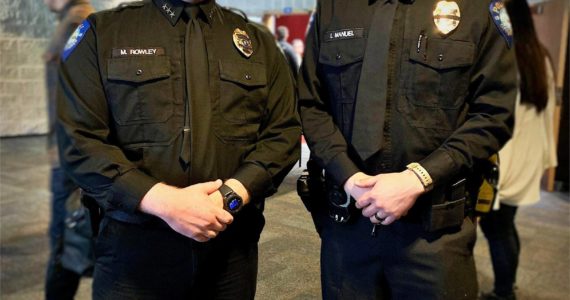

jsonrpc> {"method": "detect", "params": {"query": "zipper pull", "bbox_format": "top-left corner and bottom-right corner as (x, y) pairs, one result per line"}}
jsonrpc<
(371, 224), (378, 237)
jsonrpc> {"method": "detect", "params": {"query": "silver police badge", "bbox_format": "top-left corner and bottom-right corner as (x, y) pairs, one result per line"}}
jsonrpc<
(433, 1), (461, 35)
(233, 28), (253, 58)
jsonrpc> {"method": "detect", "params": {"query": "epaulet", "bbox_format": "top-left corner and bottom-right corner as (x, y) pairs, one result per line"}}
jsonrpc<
(220, 6), (249, 23)
(113, 0), (145, 11)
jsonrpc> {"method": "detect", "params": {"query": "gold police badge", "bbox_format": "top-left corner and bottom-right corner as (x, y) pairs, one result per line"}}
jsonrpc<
(433, 1), (461, 35)
(233, 28), (253, 58)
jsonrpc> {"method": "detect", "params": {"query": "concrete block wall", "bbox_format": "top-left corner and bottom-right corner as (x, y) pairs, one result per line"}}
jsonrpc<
(0, 0), (315, 137)
(1, 0), (54, 137)
(0, 0), (122, 137)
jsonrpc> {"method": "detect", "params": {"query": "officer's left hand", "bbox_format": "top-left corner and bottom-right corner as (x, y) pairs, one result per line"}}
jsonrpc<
(354, 170), (425, 225)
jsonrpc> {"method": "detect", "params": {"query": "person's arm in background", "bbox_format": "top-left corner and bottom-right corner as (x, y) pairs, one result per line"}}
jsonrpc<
(43, 22), (68, 63)
(44, 5), (93, 63)
(544, 58), (558, 169)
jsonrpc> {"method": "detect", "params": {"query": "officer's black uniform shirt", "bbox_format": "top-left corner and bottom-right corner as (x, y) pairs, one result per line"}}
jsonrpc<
(298, 0), (517, 208)
(56, 0), (301, 237)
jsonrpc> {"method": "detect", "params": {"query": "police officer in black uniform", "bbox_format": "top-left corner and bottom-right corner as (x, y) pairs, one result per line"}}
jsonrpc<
(298, 0), (517, 299)
(56, 0), (301, 298)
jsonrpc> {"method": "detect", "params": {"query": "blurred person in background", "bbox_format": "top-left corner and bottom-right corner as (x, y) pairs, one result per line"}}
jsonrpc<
(43, 0), (94, 299)
(479, 0), (558, 299)
(276, 25), (300, 75)
(292, 38), (304, 64)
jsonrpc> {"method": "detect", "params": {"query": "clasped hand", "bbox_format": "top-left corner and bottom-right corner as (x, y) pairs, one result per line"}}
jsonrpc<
(344, 170), (425, 225)
(140, 180), (233, 242)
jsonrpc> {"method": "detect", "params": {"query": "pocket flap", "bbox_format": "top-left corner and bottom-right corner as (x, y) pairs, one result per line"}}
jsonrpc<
(219, 60), (267, 87)
(425, 198), (465, 232)
(410, 39), (474, 70)
(318, 39), (365, 67)
(107, 56), (171, 83)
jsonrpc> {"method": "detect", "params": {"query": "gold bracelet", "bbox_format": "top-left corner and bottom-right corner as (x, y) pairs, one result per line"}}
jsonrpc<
(406, 162), (433, 191)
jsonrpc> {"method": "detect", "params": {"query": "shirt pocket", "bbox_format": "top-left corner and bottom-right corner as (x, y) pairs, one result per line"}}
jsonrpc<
(106, 56), (174, 126)
(218, 60), (267, 124)
(398, 39), (474, 131)
(406, 38), (474, 110)
(215, 60), (267, 142)
(318, 39), (365, 135)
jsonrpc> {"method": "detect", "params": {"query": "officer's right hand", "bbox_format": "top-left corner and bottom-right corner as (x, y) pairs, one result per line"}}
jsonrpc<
(139, 180), (234, 242)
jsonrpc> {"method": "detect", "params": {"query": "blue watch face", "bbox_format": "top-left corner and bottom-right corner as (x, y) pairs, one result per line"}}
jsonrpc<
(229, 198), (241, 211)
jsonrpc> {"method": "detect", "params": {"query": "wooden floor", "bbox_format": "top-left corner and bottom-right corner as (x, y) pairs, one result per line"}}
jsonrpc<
(1, 136), (569, 299)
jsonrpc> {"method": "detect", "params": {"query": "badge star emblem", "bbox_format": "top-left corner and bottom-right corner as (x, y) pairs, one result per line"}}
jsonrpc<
(233, 28), (253, 58)
(165, 8), (174, 18)
(162, 3), (175, 18)
(433, 1), (461, 35)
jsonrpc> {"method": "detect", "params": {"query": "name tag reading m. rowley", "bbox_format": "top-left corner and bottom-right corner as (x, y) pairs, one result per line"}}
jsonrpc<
(325, 28), (364, 42)
(112, 47), (165, 57)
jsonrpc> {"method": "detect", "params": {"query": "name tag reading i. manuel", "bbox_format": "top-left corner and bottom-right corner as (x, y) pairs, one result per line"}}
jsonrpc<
(325, 28), (364, 42)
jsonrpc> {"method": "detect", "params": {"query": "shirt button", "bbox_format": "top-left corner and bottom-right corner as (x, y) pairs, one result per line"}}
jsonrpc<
(438, 54), (444, 61)
(136, 69), (143, 75)
(336, 53), (342, 60)
(245, 74), (252, 80)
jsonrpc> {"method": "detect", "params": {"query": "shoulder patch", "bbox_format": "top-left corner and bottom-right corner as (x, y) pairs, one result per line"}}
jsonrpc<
(62, 19), (90, 61)
(489, 0), (513, 48)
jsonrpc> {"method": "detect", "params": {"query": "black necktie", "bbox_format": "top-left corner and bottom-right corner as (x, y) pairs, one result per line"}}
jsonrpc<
(179, 6), (207, 166)
(351, 1), (398, 161)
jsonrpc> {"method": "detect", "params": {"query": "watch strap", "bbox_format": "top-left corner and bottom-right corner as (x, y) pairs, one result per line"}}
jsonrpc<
(218, 184), (234, 198)
(406, 162), (434, 191)
(219, 184), (243, 214)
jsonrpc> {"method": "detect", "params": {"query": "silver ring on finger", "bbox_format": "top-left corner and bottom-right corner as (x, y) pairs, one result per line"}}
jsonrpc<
(374, 212), (386, 223)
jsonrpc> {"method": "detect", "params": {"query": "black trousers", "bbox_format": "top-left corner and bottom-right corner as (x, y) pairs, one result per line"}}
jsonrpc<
(45, 167), (81, 300)
(92, 217), (258, 300)
(479, 203), (519, 297)
(314, 209), (478, 300)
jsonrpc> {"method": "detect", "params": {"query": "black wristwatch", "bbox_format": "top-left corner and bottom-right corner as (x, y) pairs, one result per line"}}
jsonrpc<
(219, 184), (243, 214)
